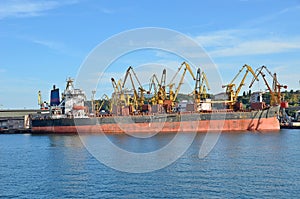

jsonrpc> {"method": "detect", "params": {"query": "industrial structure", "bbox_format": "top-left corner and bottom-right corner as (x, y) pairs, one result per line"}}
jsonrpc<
(30, 62), (287, 134)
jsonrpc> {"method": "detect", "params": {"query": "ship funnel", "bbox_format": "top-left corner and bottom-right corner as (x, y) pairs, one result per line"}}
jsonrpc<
(50, 85), (60, 106)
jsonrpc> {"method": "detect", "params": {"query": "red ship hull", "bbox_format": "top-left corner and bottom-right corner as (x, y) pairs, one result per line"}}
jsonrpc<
(32, 113), (280, 134)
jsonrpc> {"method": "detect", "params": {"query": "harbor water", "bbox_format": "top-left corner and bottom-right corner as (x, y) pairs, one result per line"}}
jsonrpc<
(1, 129), (300, 198)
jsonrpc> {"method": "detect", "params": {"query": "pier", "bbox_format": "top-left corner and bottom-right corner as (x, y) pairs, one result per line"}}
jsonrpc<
(0, 109), (48, 134)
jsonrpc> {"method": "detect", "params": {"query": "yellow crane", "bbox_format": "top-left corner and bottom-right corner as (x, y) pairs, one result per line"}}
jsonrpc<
(122, 66), (146, 110)
(96, 94), (110, 115)
(148, 69), (167, 105)
(194, 68), (211, 103)
(168, 62), (196, 106)
(38, 91), (42, 108)
(148, 74), (159, 105)
(158, 69), (167, 105)
(273, 73), (287, 105)
(249, 66), (287, 106)
(111, 77), (127, 106)
(223, 64), (258, 109)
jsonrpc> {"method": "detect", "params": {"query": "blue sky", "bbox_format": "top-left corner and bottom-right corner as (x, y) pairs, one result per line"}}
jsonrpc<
(0, 0), (299, 108)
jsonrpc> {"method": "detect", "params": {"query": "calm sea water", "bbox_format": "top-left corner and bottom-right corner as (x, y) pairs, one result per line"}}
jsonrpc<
(1, 129), (300, 198)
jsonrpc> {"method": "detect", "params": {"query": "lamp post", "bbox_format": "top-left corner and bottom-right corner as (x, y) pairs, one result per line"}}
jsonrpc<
(91, 90), (96, 114)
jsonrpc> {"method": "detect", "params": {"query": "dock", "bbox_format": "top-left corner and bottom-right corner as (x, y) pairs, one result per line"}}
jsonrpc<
(0, 109), (48, 134)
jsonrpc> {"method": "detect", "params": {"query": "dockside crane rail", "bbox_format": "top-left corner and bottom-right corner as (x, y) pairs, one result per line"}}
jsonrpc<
(168, 62), (196, 104)
(223, 64), (258, 109)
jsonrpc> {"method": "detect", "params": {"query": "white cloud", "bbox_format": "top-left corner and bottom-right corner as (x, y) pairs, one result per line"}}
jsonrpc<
(194, 29), (300, 57)
(32, 39), (65, 51)
(195, 29), (242, 47)
(210, 39), (300, 57)
(0, 0), (79, 19)
(244, 5), (300, 28)
(100, 8), (115, 14)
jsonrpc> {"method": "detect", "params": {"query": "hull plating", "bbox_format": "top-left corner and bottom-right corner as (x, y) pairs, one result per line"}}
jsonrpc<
(32, 106), (280, 134)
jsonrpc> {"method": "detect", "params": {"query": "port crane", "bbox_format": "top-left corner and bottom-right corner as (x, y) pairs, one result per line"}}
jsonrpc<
(94, 94), (110, 115)
(273, 73), (287, 105)
(249, 66), (287, 106)
(168, 62), (196, 107)
(111, 77), (128, 107)
(38, 91), (43, 108)
(122, 66), (146, 110)
(148, 69), (167, 105)
(159, 69), (167, 105)
(148, 74), (159, 105)
(223, 64), (258, 109)
(194, 68), (210, 103)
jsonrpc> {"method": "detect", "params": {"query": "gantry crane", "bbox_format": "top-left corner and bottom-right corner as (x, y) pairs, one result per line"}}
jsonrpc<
(223, 64), (258, 109)
(168, 62), (196, 107)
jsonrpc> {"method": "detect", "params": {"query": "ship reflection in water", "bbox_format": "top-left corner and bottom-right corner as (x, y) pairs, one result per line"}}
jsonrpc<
(1, 130), (300, 198)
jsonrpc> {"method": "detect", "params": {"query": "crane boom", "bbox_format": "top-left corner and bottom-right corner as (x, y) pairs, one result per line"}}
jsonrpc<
(111, 78), (120, 92)
(160, 69), (166, 87)
(224, 64), (258, 109)
(200, 71), (210, 92)
(122, 66), (145, 109)
(97, 94), (110, 113)
(235, 65), (258, 99)
(168, 62), (196, 105)
(249, 66), (287, 106)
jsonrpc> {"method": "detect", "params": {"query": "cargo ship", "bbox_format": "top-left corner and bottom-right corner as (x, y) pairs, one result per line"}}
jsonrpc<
(31, 107), (280, 134)
(31, 74), (281, 134)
